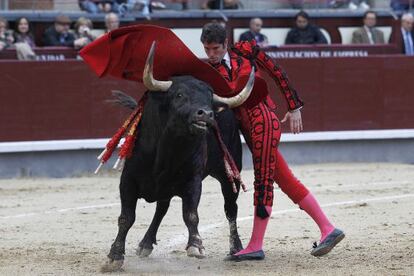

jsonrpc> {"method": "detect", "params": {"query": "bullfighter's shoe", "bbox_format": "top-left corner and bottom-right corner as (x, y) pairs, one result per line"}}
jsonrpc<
(311, 228), (345, 256)
(224, 250), (265, 262)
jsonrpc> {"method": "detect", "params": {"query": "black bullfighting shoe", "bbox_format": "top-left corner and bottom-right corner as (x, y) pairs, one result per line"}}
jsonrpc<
(311, 228), (345, 257)
(224, 250), (265, 262)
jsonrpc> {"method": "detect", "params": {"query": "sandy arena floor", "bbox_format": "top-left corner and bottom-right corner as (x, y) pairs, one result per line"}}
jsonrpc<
(0, 163), (413, 275)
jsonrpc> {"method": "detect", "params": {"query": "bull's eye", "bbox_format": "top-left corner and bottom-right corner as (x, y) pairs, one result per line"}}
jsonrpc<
(176, 93), (183, 98)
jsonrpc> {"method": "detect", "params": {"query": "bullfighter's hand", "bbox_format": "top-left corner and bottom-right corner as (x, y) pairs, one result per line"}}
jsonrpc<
(281, 109), (303, 134)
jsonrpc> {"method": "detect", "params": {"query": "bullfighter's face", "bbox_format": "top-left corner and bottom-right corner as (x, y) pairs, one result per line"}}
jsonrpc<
(203, 39), (228, 65)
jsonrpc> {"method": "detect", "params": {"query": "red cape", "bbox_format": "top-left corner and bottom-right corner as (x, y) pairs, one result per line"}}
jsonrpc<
(80, 24), (268, 107)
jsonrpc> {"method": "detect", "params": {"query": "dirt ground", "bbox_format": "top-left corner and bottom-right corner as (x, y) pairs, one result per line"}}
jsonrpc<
(1, 163), (413, 276)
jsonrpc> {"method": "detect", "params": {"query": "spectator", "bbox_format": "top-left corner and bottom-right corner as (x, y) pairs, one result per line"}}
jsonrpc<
(113, 0), (140, 14)
(136, 0), (151, 17)
(79, 0), (100, 13)
(351, 11), (385, 44)
(98, 1), (114, 13)
(74, 17), (96, 50)
(0, 17), (14, 51)
(285, 11), (328, 45)
(43, 15), (75, 47)
(117, 0), (139, 15)
(391, 0), (411, 12)
(202, 0), (241, 9)
(13, 17), (36, 48)
(239, 18), (268, 47)
(400, 13), (414, 55)
(79, 0), (122, 14)
(328, 0), (369, 9)
(347, 0), (370, 10)
(105, 12), (120, 33)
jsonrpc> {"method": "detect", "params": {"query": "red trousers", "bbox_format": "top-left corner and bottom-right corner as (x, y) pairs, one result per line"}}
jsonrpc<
(237, 97), (309, 206)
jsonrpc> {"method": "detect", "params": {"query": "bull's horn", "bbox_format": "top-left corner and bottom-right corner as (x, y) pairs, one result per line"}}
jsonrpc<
(143, 41), (172, 92)
(213, 67), (255, 108)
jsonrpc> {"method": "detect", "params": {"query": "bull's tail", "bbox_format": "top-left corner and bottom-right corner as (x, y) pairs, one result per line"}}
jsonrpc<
(107, 90), (138, 110)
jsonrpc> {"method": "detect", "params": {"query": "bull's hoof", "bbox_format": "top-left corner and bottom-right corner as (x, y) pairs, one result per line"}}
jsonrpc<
(187, 245), (206, 259)
(136, 246), (153, 258)
(229, 239), (244, 255)
(229, 245), (243, 255)
(100, 257), (124, 273)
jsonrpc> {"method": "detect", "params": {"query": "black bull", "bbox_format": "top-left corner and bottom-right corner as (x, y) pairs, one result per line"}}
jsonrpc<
(103, 76), (245, 270)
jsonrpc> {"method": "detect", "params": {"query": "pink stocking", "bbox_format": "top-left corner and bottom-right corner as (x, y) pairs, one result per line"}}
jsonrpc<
(235, 206), (272, 255)
(298, 192), (335, 242)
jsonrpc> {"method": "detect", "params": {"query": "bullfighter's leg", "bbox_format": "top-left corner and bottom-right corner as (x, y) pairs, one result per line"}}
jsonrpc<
(137, 198), (171, 257)
(214, 174), (243, 255)
(228, 102), (279, 261)
(182, 177), (205, 258)
(101, 179), (138, 272)
(274, 151), (345, 256)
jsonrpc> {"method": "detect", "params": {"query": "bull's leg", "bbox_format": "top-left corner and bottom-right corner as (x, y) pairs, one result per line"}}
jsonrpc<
(101, 180), (138, 272)
(182, 179), (205, 259)
(218, 175), (243, 255)
(137, 199), (171, 257)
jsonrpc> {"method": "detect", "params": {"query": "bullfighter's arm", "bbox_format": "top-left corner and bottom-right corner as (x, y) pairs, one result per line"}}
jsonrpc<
(233, 40), (304, 111)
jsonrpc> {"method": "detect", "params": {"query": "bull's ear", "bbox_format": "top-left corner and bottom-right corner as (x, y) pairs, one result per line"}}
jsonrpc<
(213, 100), (228, 113)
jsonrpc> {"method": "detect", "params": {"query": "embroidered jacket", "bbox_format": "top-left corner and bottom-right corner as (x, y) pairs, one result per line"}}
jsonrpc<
(213, 40), (304, 111)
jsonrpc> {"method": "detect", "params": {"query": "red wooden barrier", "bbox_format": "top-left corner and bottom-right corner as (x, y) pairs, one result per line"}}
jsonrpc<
(0, 47), (78, 60)
(0, 56), (413, 142)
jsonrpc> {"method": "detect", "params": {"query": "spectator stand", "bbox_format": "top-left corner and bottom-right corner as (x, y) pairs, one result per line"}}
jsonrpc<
(0, 10), (136, 46)
(0, 8), (406, 59)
